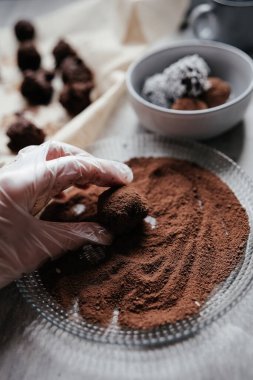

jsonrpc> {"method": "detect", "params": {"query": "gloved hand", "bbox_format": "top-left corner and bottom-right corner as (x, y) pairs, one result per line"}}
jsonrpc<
(0, 141), (133, 289)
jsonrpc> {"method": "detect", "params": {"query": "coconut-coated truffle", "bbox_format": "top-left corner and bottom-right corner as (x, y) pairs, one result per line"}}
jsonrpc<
(142, 73), (169, 107)
(6, 116), (45, 153)
(164, 54), (210, 99)
(97, 186), (149, 235)
(20, 70), (54, 105)
(171, 97), (208, 111)
(14, 20), (35, 42)
(59, 81), (93, 116)
(202, 77), (231, 108)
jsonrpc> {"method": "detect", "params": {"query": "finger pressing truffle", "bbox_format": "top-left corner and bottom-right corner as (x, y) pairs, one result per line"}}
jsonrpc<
(97, 186), (149, 235)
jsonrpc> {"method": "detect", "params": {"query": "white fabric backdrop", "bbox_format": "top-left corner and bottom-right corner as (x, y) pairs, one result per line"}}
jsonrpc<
(1, 2), (253, 380)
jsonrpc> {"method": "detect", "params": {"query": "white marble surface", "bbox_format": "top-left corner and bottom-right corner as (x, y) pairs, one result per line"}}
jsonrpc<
(1, 1), (253, 380)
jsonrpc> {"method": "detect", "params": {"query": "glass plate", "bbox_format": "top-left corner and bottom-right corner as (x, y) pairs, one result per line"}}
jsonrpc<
(17, 135), (253, 347)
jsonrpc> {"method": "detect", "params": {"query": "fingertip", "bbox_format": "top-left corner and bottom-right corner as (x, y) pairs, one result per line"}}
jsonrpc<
(113, 162), (133, 184)
(97, 230), (113, 245)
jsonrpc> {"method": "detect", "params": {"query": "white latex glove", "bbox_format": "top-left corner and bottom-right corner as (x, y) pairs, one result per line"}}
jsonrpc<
(0, 141), (133, 289)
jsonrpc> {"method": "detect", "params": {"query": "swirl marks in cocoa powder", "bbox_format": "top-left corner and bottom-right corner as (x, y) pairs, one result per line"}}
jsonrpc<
(40, 157), (249, 329)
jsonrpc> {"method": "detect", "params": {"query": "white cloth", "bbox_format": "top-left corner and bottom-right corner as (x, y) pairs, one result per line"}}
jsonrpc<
(0, 0), (188, 164)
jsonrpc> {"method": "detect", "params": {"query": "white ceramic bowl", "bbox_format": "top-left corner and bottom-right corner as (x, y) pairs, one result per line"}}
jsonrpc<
(126, 40), (253, 139)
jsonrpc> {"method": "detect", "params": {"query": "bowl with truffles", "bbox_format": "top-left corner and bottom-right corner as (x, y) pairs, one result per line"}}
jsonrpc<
(126, 41), (253, 139)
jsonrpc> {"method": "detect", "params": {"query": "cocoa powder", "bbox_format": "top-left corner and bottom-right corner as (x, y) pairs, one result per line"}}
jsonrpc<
(40, 157), (249, 330)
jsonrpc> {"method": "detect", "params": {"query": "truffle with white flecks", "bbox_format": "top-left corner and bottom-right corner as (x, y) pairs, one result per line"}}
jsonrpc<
(141, 73), (169, 108)
(164, 54), (210, 100)
(141, 54), (211, 108)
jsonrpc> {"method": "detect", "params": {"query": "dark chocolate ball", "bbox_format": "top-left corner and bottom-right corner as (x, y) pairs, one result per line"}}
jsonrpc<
(202, 77), (231, 108)
(6, 116), (45, 153)
(171, 97), (207, 111)
(17, 42), (41, 71)
(59, 81), (93, 116)
(97, 186), (149, 235)
(14, 19), (35, 42)
(20, 70), (53, 105)
(60, 56), (93, 84)
(52, 39), (77, 68)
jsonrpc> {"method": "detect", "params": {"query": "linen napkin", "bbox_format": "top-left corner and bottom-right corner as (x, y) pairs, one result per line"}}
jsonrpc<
(0, 0), (188, 163)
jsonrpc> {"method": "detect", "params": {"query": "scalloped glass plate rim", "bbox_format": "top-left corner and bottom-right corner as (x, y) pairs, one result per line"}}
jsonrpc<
(17, 135), (253, 347)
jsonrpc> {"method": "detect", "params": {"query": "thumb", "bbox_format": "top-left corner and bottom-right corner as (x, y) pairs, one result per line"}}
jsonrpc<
(0, 219), (111, 288)
(36, 219), (112, 259)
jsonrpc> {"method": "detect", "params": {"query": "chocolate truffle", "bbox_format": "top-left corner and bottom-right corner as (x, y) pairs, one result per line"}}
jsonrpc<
(61, 56), (93, 84)
(52, 39), (77, 68)
(164, 55), (210, 99)
(142, 73), (169, 108)
(171, 97), (207, 111)
(14, 19), (35, 42)
(59, 81), (93, 116)
(97, 186), (149, 235)
(21, 70), (53, 105)
(202, 77), (231, 108)
(6, 116), (45, 153)
(142, 55), (211, 109)
(17, 42), (41, 71)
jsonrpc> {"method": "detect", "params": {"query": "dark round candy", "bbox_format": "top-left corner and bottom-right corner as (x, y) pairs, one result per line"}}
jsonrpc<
(59, 81), (93, 116)
(52, 39), (77, 68)
(61, 56), (93, 84)
(14, 20), (35, 42)
(6, 116), (45, 153)
(97, 186), (149, 235)
(17, 42), (41, 71)
(202, 77), (231, 108)
(20, 70), (53, 105)
(171, 97), (207, 111)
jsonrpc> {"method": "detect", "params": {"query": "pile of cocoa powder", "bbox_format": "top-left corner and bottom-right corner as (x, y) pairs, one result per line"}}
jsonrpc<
(40, 157), (249, 330)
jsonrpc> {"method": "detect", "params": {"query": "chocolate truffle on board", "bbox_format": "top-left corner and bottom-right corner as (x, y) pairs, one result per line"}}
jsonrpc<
(59, 81), (93, 116)
(97, 186), (149, 235)
(6, 116), (45, 153)
(52, 39), (77, 68)
(14, 19), (35, 42)
(172, 97), (207, 111)
(61, 56), (93, 84)
(202, 77), (231, 108)
(17, 42), (41, 71)
(21, 70), (53, 105)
